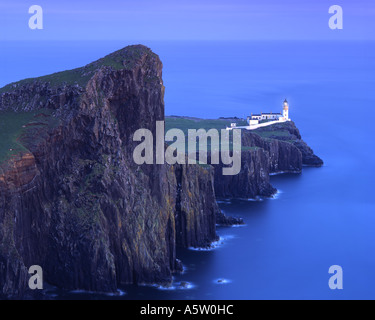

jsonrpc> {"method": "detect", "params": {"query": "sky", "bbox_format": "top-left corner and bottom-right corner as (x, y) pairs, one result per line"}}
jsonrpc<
(0, 0), (374, 41)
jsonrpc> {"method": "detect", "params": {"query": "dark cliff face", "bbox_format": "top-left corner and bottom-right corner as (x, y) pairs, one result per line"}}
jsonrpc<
(212, 121), (323, 199)
(173, 164), (218, 247)
(241, 131), (303, 173)
(211, 131), (301, 200)
(0, 45), (220, 298)
(250, 121), (323, 168)
(0, 45), (323, 298)
(212, 148), (276, 199)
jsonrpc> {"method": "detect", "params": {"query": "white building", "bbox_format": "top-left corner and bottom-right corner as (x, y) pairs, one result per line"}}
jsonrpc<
(249, 114), (262, 120)
(226, 99), (291, 131)
(260, 112), (282, 121)
(246, 99), (290, 126)
(282, 98), (289, 120)
(248, 119), (260, 126)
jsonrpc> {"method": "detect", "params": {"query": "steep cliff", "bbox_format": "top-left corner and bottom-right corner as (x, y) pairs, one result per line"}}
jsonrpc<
(250, 121), (323, 168)
(212, 121), (322, 199)
(0, 45), (220, 298)
(241, 129), (303, 173)
(212, 147), (276, 199)
(0, 45), (323, 298)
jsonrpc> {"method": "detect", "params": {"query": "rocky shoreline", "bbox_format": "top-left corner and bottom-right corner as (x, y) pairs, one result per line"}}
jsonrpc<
(0, 45), (322, 298)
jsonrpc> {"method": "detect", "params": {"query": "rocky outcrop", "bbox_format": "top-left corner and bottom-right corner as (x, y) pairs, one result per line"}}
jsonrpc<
(212, 121), (322, 199)
(241, 130), (303, 173)
(250, 121), (323, 168)
(0, 83), (83, 112)
(292, 140), (323, 167)
(0, 45), (220, 298)
(173, 164), (218, 247)
(212, 148), (276, 199)
(216, 210), (244, 226)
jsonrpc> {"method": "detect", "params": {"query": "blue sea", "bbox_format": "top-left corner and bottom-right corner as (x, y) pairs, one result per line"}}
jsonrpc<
(1, 40), (375, 299)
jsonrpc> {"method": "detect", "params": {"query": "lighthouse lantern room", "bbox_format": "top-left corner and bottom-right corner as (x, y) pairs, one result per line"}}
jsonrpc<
(283, 99), (289, 120)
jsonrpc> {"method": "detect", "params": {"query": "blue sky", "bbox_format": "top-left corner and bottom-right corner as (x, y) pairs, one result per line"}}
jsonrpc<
(0, 0), (374, 41)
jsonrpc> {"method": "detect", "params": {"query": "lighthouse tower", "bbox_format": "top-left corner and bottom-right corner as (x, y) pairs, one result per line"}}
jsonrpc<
(283, 99), (289, 120)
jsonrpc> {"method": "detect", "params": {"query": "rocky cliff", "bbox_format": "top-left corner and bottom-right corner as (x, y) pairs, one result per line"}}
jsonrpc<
(0, 45), (323, 298)
(212, 147), (276, 199)
(212, 122), (323, 199)
(250, 121), (324, 168)
(0, 45), (220, 298)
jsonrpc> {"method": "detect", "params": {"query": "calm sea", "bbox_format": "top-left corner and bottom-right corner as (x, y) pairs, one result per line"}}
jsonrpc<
(1, 40), (375, 299)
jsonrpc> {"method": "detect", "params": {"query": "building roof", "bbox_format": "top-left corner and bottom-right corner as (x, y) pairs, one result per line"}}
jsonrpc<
(261, 112), (282, 115)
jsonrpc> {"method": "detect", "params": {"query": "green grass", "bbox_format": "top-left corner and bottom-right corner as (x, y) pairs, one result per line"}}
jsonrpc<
(259, 119), (276, 124)
(165, 117), (291, 154)
(0, 45), (155, 94)
(0, 45), (156, 164)
(252, 121), (296, 141)
(0, 109), (56, 163)
(165, 117), (247, 134)
(165, 117), (250, 153)
(0, 58), (117, 94)
(253, 130), (291, 139)
(0, 67), (90, 94)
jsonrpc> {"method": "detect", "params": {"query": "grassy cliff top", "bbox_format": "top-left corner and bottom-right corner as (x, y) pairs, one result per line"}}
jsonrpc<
(252, 121), (300, 141)
(164, 117), (301, 152)
(165, 116), (247, 133)
(165, 116), (255, 152)
(0, 45), (157, 94)
(165, 116), (295, 137)
(0, 45), (158, 165)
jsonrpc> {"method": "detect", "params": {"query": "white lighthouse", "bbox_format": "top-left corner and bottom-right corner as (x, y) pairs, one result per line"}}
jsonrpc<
(232, 98), (292, 131)
(283, 99), (289, 120)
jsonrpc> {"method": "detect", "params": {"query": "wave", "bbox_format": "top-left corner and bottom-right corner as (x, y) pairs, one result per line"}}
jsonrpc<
(270, 189), (282, 200)
(270, 170), (300, 176)
(216, 199), (232, 204)
(213, 278), (232, 284)
(188, 235), (235, 251)
(141, 281), (196, 291)
(69, 289), (126, 296)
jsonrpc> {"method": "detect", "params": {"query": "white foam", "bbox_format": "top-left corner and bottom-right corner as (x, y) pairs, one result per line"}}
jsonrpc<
(176, 281), (195, 290)
(106, 289), (126, 297)
(216, 200), (231, 204)
(70, 289), (93, 294)
(231, 224), (247, 228)
(152, 284), (177, 291)
(70, 288), (126, 296)
(270, 170), (301, 175)
(188, 235), (235, 251)
(244, 196), (264, 202)
(142, 281), (196, 291)
(214, 278), (232, 284)
(270, 171), (285, 176)
(180, 264), (188, 273)
(270, 189), (282, 200)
